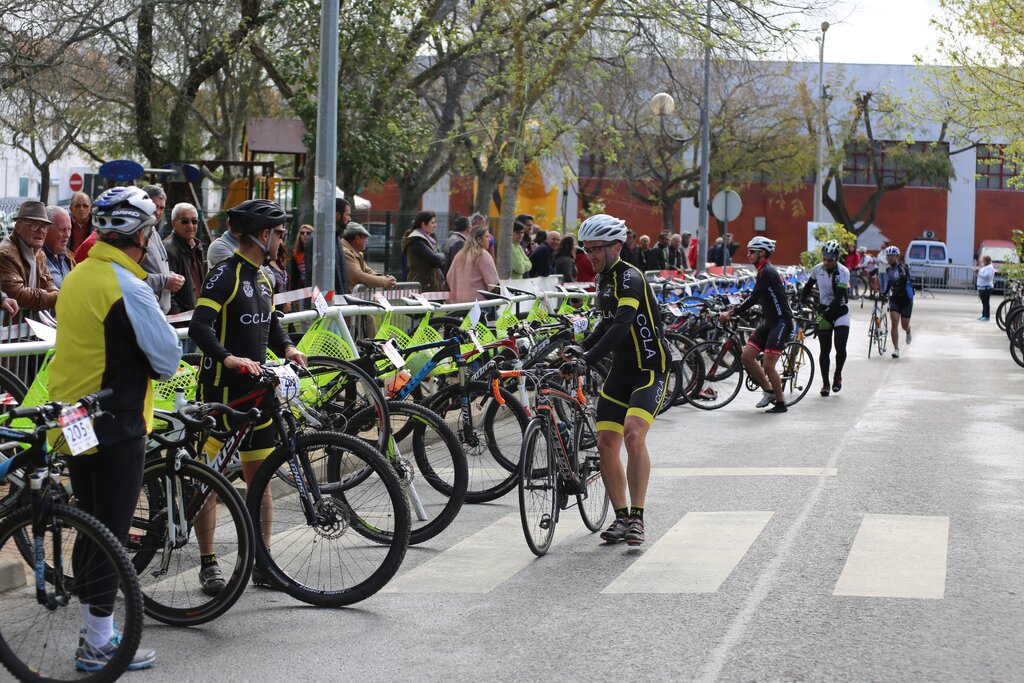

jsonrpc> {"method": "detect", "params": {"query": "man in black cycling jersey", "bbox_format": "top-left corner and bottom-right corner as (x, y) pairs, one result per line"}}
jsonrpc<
(564, 214), (669, 546)
(189, 199), (307, 592)
(720, 236), (793, 413)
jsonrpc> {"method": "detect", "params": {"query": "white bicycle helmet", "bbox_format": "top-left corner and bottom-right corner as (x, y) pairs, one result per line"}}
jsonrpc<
(747, 236), (776, 254)
(92, 186), (157, 236)
(577, 214), (627, 243)
(884, 245), (901, 256)
(821, 240), (841, 260)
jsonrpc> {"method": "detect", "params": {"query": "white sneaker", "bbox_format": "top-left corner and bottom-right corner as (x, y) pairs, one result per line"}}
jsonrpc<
(892, 348), (900, 359)
(906, 330), (912, 344)
(755, 392), (774, 408)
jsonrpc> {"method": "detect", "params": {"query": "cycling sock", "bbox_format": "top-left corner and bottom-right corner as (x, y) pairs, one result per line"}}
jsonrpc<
(83, 613), (114, 649)
(629, 506), (644, 520)
(201, 552), (218, 568)
(614, 507), (629, 520)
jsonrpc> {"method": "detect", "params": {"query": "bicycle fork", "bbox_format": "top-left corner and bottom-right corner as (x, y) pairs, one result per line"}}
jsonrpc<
(30, 467), (68, 609)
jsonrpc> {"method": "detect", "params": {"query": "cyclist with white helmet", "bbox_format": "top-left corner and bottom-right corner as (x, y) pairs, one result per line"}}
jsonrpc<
(49, 186), (182, 671)
(720, 236), (793, 413)
(801, 240), (850, 396)
(881, 245), (913, 358)
(564, 214), (669, 546)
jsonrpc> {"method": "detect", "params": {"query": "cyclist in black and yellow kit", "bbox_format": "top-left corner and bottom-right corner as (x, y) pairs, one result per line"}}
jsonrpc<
(563, 214), (669, 546)
(188, 199), (307, 592)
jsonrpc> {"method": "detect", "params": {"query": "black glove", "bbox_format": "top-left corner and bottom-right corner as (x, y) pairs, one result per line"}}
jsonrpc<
(559, 359), (586, 378)
(561, 344), (585, 361)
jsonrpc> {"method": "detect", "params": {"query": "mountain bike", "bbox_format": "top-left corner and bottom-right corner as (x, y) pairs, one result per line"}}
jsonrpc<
(0, 390), (144, 682)
(488, 363), (608, 557)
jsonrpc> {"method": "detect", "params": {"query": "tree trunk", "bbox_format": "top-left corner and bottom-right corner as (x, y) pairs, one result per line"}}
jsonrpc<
(496, 170), (522, 279)
(38, 166), (50, 203)
(474, 169), (502, 218)
(662, 200), (676, 233)
(397, 185), (421, 216)
(297, 154), (316, 226)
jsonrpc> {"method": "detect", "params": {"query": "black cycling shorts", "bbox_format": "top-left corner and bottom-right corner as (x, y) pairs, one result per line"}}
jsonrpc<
(595, 369), (668, 433)
(889, 299), (913, 318)
(747, 319), (794, 355)
(199, 384), (278, 463)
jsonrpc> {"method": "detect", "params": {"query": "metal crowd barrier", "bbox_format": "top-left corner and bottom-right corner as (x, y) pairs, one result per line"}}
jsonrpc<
(0, 286), (595, 391)
(908, 262), (982, 298)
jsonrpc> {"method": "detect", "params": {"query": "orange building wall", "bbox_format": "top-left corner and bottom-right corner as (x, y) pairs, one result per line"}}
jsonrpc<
(975, 190), (1024, 246)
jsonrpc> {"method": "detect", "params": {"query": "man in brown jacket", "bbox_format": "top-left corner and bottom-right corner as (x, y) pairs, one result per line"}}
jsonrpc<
(0, 200), (59, 315)
(342, 222), (396, 291)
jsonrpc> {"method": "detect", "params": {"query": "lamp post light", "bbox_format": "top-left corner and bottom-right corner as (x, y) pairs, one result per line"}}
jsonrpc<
(813, 20), (830, 224)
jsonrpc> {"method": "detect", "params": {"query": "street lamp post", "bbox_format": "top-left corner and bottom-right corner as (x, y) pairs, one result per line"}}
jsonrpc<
(813, 21), (830, 224)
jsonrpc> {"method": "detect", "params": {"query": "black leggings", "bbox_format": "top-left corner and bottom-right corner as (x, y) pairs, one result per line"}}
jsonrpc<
(65, 437), (145, 617)
(817, 325), (850, 382)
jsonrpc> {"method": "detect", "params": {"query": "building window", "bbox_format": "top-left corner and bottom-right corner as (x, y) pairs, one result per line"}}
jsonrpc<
(976, 145), (1024, 191)
(842, 141), (949, 188)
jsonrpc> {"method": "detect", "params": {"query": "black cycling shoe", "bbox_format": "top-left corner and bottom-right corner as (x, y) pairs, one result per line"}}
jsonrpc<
(832, 376), (842, 393)
(624, 517), (645, 546)
(601, 517), (630, 543)
(766, 402), (788, 413)
(820, 385), (830, 397)
(251, 565), (286, 591)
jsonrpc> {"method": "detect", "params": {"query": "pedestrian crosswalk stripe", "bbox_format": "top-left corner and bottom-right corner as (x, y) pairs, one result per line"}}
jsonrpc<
(651, 467), (837, 477)
(833, 514), (949, 599)
(381, 512), (584, 594)
(601, 511), (774, 594)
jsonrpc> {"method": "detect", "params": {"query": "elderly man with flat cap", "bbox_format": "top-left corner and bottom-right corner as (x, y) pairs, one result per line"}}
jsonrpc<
(342, 222), (395, 291)
(0, 200), (58, 316)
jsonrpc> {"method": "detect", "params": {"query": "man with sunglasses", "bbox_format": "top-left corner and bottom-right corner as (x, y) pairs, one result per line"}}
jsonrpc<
(164, 202), (207, 315)
(0, 199), (58, 315)
(720, 236), (792, 413)
(563, 214), (669, 547)
(801, 240), (850, 396)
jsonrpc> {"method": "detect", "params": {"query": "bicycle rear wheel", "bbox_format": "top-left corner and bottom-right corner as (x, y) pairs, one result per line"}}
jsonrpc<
(128, 457), (254, 626)
(574, 412), (608, 532)
(246, 431), (410, 607)
(0, 503), (143, 683)
(681, 340), (744, 410)
(344, 401), (467, 545)
(518, 420), (557, 556)
(425, 381), (529, 503)
(780, 342), (814, 406)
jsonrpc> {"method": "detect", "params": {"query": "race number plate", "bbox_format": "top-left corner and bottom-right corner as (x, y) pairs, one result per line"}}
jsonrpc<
(58, 407), (98, 455)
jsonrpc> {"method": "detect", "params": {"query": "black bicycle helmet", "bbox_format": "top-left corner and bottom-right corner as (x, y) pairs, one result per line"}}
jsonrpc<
(227, 199), (288, 235)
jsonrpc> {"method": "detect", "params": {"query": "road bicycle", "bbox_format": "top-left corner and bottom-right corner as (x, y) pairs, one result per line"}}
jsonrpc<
(867, 295), (889, 358)
(0, 390), (144, 682)
(488, 363), (608, 557)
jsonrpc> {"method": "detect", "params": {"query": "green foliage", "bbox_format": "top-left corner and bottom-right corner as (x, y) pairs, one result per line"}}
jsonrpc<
(1000, 229), (1024, 280)
(800, 223), (858, 269)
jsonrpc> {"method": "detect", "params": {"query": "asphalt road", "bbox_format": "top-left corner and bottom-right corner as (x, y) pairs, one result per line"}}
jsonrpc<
(116, 293), (1024, 681)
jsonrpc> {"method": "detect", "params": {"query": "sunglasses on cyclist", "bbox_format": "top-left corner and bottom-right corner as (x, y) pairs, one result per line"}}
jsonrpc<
(583, 244), (611, 255)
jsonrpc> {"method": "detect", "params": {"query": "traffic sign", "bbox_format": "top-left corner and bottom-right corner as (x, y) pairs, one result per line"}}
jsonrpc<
(711, 189), (742, 223)
(68, 173), (83, 192)
(99, 159), (144, 182)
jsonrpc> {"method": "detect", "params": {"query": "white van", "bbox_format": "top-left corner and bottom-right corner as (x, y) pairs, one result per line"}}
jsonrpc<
(905, 239), (950, 286)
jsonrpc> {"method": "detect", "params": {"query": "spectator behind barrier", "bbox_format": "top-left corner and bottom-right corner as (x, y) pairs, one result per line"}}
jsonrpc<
(0, 200), (58, 315)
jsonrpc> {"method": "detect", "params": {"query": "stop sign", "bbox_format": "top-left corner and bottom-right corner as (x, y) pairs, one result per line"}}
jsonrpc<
(69, 173), (83, 193)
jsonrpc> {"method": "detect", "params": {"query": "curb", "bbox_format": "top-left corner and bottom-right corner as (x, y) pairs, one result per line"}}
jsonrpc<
(0, 556), (26, 592)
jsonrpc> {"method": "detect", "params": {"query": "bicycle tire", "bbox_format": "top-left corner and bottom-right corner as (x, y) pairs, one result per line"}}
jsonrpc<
(299, 356), (391, 452)
(877, 312), (889, 356)
(128, 456), (255, 626)
(246, 431), (410, 607)
(996, 299), (1012, 331)
(1011, 327), (1024, 368)
(0, 503), (143, 683)
(0, 367), (30, 514)
(666, 333), (696, 406)
(780, 342), (815, 406)
(867, 314), (876, 358)
(343, 401), (467, 545)
(573, 411), (608, 531)
(680, 340), (744, 410)
(518, 419), (557, 556)
(424, 380), (529, 503)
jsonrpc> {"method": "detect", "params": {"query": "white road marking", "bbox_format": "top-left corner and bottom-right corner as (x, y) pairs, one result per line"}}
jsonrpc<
(833, 514), (949, 599)
(651, 467), (837, 477)
(382, 512), (584, 593)
(601, 511), (774, 594)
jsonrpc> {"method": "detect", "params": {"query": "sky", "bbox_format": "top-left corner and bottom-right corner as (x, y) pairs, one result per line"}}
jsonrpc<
(790, 0), (949, 66)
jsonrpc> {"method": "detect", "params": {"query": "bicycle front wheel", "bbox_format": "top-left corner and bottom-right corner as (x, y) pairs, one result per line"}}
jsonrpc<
(129, 457), (255, 626)
(518, 419), (557, 557)
(247, 431), (410, 607)
(681, 340), (744, 410)
(780, 342), (814, 406)
(877, 313), (889, 356)
(574, 412), (608, 531)
(345, 401), (467, 545)
(0, 503), (143, 683)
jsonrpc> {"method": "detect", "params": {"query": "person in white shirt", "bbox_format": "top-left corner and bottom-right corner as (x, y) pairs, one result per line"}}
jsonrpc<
(976, 255), (996, 321)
